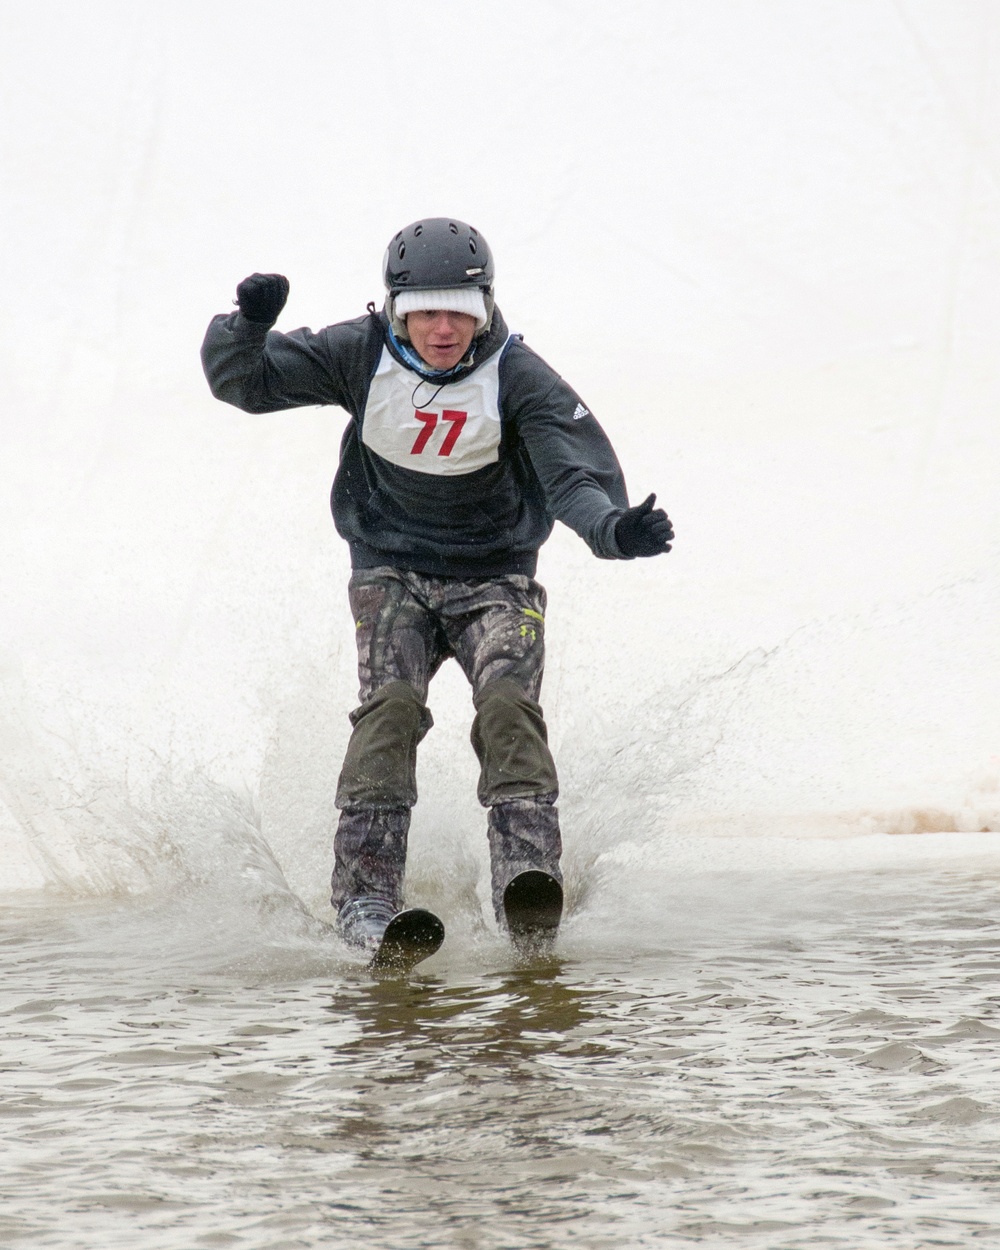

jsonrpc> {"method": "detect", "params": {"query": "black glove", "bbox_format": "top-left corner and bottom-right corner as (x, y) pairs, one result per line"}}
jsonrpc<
(235, 273), (290, 325)
(614, 493), (674, 558)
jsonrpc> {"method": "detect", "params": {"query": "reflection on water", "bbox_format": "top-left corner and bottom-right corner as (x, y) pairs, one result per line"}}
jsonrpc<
(2, 858), (1000, 1249)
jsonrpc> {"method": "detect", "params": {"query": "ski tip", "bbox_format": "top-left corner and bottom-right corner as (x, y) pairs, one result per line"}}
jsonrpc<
(369, 907), (445, 974)
(502, 871), (563, 954)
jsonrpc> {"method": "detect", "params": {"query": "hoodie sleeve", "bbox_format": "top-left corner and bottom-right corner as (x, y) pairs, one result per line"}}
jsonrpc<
(500, 340), (629, 559)
(200, 310), (376, 414)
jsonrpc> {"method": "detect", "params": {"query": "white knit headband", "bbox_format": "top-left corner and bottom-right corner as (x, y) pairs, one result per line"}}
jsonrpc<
(393, 287), (489, 330)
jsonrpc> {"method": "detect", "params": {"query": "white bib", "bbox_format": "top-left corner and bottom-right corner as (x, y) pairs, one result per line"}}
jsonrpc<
(361, 340), (511, 476)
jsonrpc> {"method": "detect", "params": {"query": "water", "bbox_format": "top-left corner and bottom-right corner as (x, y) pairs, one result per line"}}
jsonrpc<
(4, 832), (1000, 1249)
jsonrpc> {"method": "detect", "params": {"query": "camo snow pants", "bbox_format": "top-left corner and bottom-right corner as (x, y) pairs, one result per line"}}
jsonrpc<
(330, 567), (562, 922)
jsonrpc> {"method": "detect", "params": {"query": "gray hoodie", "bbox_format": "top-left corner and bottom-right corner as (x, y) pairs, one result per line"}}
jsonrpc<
(201, 304), (629, 578)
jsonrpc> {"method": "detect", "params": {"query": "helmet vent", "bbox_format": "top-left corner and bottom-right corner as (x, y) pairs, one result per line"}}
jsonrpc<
(468, 238), (477, 254)
(413, 224), (423, 236)
(448, 222), (458, 234)
(397, 241), (406, 259)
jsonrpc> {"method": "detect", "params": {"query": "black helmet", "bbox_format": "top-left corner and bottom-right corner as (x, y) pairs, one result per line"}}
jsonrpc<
(383, 218), (494, 296)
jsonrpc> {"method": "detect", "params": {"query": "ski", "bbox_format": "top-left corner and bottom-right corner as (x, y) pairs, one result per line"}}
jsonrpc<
(369, 907), (445, 973)
(502, 870), (563, 954)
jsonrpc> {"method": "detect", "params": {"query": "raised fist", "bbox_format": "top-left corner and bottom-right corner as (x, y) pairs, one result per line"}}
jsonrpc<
(614, 493), (674, 558)
(235, 273), (290, 325)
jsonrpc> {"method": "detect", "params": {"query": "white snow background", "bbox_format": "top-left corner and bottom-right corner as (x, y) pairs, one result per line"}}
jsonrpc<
(1, 1), (998, 913)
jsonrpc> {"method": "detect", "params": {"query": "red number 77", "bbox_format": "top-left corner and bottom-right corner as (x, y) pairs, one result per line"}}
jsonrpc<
(409, 409), (468, 457)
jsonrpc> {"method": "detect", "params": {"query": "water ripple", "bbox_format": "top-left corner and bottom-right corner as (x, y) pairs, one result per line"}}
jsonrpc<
(1, 859), (999, 1248)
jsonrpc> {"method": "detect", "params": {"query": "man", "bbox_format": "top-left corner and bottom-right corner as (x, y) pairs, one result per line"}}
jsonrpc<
(201, 217), (673, 962)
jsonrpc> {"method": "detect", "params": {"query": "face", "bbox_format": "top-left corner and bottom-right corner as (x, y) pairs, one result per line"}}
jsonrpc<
(406, 309), (478, 371)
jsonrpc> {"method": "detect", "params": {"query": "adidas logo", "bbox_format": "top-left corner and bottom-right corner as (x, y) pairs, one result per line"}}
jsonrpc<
(572, 402), (589, 421)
